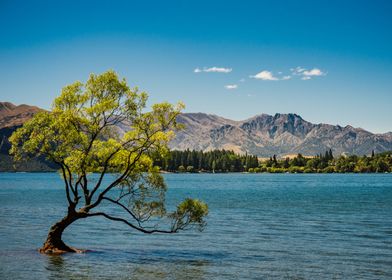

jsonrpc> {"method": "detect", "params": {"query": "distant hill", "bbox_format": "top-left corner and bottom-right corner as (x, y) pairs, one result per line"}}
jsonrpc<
(0, 102), (55, 171)
(171, 113), (392, 157)
(0, 101), (42, 129)
(0, 101), (391, 172)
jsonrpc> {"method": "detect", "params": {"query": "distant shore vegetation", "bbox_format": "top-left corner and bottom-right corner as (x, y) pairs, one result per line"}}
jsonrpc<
(153, 149), (392, 173)
(2, 149), (391, 174)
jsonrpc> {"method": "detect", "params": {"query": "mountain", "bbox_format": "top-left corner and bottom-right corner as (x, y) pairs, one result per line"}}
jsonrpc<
(171, 113), (392, 157)
(0, 102), (55, 171)
(0, 102), (391, 169)
(0, 102), (42, 129)
(0, 101), (43, 153)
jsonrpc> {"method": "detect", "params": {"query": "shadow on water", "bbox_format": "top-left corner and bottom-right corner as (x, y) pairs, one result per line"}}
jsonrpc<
(44, 250), (211, 280)
(46, 255), (65, 272)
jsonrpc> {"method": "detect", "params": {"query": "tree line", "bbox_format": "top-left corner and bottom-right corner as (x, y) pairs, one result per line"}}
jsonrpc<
(153, 149), (392, 173)
(253, 150), (392, 173)
(152, 149), (259, 172)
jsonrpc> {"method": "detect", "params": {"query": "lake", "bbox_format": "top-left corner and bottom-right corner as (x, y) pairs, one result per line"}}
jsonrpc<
(0, 173), (392, 279)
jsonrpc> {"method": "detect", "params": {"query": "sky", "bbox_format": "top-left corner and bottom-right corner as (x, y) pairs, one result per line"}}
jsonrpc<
(0, 0), (391, 133)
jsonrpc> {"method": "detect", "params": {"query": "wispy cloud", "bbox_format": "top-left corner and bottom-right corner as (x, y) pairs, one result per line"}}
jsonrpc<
(194, 67), (232, 73)
(303, 68), (325, 77)
(250, 70), (293, 81)
(250, 70), (279, 81)
(291, 67), (326, 80)
(291, 66), (306, 75)
(225, 84), (238, 90)
(194, 65), (326, 86)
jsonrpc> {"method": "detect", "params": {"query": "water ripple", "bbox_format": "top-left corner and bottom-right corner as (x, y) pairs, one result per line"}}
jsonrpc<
(1, 173), (392, 279)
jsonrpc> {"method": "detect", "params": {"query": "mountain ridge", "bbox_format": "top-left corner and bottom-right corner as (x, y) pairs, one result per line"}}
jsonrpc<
(0, 101), (43, 129)
(0, 102), (391, 158)
(171, 112), (392, 157)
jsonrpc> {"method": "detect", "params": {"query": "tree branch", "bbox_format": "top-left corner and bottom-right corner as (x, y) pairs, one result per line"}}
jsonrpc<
(87, 212), (176, 234)
(101, 197), (140, 224)
(60, 164), (73, 206)
(84, 150), (144, 211)
(63, 164), (77, 198)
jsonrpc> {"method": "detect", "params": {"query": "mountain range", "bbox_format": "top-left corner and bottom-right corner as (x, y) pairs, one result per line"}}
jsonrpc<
(1, 101), (391, 171)
(172, 113), (392, 157)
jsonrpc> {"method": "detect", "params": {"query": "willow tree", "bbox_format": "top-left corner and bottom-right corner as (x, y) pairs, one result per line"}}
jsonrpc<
(10, 71), (208, 254)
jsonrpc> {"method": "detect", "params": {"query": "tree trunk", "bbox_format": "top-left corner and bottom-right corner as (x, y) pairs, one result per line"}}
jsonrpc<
(39, 209), (82, 254)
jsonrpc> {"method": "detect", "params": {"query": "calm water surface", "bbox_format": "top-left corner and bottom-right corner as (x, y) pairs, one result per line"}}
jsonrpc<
(0, 173), (391, 279)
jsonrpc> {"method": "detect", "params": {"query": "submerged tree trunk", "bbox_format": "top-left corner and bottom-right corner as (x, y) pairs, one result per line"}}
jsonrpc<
(39, 208), (83, 254)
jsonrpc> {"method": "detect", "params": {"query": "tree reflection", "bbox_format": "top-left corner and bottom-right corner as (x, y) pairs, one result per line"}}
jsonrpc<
(45, 253), (209, 280)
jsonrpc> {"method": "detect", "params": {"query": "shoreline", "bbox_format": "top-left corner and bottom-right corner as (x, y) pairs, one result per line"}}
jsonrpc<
(0, 171), (391, 174)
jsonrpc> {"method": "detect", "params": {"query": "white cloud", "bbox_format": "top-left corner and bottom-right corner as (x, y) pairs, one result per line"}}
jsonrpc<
(239, 78), (245, 82)
(302, 68), (325, 76)
(250, 71), (292, 81)
(194, 66), (232, 73)
(205, 67), (232, 73)
(225, 84), (238, 90)
(291, 67), (326, 80)
(250, 70), (279, 81)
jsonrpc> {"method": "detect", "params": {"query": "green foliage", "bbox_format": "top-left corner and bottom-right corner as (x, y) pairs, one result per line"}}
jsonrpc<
(186, 165), (195, 173)
(9, 70), (208, 234)
(289, 166), (304, 173)
(170, 198), (209, 232)
(155, 149), (392, 174)
(262, 150), (392, 174)
(153, 149), (259, 173)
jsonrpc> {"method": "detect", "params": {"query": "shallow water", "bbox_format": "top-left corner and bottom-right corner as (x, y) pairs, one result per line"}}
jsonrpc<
(1, 173), (392, 279)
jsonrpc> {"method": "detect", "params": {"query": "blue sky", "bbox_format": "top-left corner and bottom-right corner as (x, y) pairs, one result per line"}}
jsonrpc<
(0, 0), (391, 133)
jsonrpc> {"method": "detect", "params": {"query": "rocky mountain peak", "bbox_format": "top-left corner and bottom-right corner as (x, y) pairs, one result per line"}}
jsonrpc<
(171, 112), (392, 157)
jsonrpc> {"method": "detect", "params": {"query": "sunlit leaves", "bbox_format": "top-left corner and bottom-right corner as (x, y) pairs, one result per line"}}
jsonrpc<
(170, 198), (209, 232)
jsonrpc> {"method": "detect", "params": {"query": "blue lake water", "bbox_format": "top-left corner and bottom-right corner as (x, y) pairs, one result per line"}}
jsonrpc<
(0, 173), (392, 279)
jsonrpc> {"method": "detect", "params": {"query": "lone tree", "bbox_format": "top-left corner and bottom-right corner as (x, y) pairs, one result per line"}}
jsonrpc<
(10, 71), (208, 254)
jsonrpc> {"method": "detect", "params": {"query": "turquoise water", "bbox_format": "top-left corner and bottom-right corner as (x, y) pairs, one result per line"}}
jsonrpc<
(1, 173), (392, 279)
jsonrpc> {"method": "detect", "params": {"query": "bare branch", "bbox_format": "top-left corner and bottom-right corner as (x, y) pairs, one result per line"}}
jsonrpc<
(101, 197), (140, 224)
(87, 212), (176, 234)
(60, 164), (73, 206)
(84, 150), (144, 211)
(88, 146), (125, 201)
(63, 164), (77, 199)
